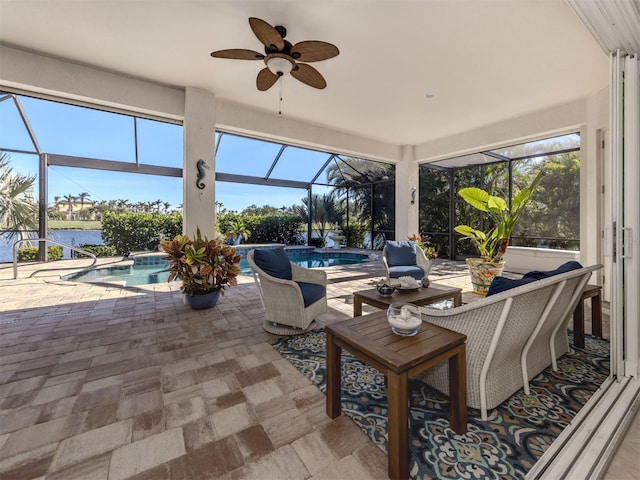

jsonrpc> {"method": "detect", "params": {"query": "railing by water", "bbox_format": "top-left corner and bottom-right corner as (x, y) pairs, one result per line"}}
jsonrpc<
(12, 238), (97, 279)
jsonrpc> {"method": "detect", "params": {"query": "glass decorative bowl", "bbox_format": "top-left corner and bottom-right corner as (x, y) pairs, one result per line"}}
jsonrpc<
(387, 303), (422, 336)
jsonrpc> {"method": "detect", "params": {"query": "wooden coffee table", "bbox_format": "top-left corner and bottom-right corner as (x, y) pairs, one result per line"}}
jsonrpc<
(326, 311), (467, 480)
(353, 283), (462, 317)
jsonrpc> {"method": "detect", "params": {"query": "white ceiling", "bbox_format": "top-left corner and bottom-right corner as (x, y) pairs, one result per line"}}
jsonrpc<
(0, 0), (609, 146)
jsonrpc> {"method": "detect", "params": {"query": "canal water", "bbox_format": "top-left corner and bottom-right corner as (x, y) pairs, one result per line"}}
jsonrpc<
(0, 230), (103, 263)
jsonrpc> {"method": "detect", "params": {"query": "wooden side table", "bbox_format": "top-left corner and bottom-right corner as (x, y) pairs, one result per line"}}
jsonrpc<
(572, 284), (603, 348)
(326, 311), (467, 480)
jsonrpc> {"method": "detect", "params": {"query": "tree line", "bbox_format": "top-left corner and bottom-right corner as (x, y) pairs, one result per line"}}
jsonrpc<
(49, 194), (179, 221)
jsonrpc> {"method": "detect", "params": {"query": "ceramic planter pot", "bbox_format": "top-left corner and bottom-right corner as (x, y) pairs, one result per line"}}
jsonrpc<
(185, 290), (221, 310)
(465, 258), (505, 295)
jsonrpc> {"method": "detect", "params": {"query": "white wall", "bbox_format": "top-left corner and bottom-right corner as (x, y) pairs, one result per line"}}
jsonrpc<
(0, 45), (184, 119)
(503, 247), (581, 274)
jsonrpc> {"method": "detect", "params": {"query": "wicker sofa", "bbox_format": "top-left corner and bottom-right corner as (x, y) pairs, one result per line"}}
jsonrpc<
(417, 263), (602, 420)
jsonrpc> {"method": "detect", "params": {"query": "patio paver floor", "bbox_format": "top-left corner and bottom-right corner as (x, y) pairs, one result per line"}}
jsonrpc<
(0, 254), (613, 479)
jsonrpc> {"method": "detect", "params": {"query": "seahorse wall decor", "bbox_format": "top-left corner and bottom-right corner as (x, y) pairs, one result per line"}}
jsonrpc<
(196, 159), (209, 189)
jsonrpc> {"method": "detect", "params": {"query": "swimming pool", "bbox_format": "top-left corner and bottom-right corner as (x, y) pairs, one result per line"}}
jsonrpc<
(63, 250), (370, 287)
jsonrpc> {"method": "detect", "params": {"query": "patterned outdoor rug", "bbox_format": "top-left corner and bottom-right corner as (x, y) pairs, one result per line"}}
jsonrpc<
(272, 328), (609, 480)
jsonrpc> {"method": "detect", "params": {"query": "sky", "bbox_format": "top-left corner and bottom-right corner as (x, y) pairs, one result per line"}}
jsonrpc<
(0, 94), (334, 213)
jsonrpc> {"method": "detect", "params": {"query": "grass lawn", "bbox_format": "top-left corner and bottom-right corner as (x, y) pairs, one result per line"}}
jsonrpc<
(49, 220), (102, 230)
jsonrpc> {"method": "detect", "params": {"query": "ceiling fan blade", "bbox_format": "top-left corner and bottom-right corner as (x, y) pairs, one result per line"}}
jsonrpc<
(256, 68), (279, 91)
(210, 49), (265, 60)
(290, 41), (339, 62)
(249, 17), (284, 51)
(291, 63), (327, 89)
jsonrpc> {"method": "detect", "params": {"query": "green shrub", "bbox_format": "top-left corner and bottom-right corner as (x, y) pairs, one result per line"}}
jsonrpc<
(216, 213), (303, 245)
(18, 245), (63, 262)
(247, 215), (304, 245)
(101, 212), (183, 254)
(215, 212), (243, 237)
(343, 222), (367, 247)
(75, 244), (118, 258)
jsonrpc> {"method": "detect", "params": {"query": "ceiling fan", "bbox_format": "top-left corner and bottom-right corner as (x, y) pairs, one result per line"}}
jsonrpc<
(211, 17), (339, 91)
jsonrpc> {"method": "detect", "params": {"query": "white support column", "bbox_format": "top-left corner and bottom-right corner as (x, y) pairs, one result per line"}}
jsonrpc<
(183, 87), (216, 239)
(395, 145), (419, 239)
(578, 122), (602, 276)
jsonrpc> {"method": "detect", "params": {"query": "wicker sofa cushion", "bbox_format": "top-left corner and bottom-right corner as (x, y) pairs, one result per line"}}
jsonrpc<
(253, 248), (292, 280)
(297, 282), (326, 307)
(487, 260), (583, 296)
(385, 241), (417, 266)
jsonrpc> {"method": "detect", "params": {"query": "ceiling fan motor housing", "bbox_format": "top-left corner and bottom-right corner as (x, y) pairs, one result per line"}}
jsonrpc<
(265, 53), (294, 76)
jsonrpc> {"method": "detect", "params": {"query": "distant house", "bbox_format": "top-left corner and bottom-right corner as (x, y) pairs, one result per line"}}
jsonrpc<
(53, 200), (95, 220)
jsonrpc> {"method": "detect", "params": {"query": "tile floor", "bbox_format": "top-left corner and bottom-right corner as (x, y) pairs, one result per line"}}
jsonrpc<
(0, 256), (636, 479)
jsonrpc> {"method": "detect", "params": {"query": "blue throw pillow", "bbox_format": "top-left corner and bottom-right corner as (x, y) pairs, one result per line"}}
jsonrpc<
(385, 241), (417, 266)
(253, 248), (292, 280)
(522, 261), (583, 281)
(487, 261), (584, 296)
(486, 276), (538, 296)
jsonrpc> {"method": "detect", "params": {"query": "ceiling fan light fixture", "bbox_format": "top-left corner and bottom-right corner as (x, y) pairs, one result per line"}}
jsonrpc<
(266, 55), (294, 76)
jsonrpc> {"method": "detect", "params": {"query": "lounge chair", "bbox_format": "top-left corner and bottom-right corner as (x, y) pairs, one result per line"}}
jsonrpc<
(248, 248), (327, 335)
(382, 240), (431, 285)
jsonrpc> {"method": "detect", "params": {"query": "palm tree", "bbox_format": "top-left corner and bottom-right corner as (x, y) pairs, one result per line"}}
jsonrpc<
(77, 192), (90, 220)
(295, 193), (342, 242)
(93, 200), (108, 220)
(115, 199), (128, 213)
(0, 153), (39, 244)
(326, 157), (395, 244)
(63, 194), (76, 220)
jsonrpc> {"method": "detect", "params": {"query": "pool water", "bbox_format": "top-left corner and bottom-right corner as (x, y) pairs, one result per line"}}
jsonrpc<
(63, 251), (369, 287)
(286, 252), (370, 269)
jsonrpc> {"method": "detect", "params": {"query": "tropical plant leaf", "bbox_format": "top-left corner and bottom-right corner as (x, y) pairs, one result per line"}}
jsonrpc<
(487, 196), (507, 212)
(454, 225), (485, 240)
(458, 188), (491, 212)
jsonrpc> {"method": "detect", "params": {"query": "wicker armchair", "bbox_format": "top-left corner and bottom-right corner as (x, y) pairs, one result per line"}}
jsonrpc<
(382, 240), (432, 285)
(248, 248), (327, 335)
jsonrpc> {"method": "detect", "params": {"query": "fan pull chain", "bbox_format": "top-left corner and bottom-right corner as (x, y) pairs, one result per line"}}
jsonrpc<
(278, 78), (283, 115)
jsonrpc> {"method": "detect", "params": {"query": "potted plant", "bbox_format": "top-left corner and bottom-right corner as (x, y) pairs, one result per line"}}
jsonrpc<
(160, 228), (242, 309)
(406, 233), (438, 260)
(406, 233), (438, 277)
(225, 220), (251, 245)
(454, 171), (542, 294)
